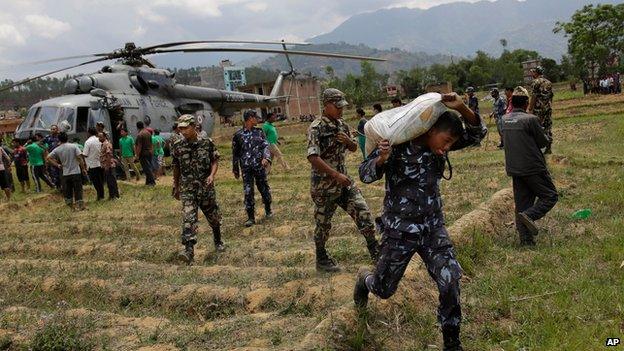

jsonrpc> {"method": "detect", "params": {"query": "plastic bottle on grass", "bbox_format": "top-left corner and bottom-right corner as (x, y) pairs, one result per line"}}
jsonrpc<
(572, 209), (592, 220)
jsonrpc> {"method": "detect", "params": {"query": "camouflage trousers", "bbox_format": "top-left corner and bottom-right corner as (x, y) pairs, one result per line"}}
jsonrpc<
(364, 226), (462, 328)
(536, 108), (553, 147)
(180, 189), (222, 246)
(311, 185), (376, 249)
(242, 167), (271, 212)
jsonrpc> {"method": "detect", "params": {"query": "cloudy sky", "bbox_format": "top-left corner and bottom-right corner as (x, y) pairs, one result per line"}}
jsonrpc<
(0, 0), (484, 80)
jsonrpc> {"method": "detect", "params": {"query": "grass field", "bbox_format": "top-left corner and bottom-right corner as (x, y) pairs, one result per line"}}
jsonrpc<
(0, 90), (623, 350)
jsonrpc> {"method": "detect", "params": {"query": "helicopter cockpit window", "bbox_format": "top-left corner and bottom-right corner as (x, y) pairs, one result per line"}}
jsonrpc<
(58, 107), (75, 132)
(88, 108), (108, 129)
(25, 107), (40, 129)
(33, 106), (59, 130)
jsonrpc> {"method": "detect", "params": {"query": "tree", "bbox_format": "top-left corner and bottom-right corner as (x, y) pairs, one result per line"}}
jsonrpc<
(554, 4), (624, 78)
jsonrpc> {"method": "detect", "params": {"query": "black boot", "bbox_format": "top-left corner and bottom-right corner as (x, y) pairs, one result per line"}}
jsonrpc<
(264, 202), (273, 219)
(353, 267), (371, 308)
(213, 226), (225, 252)
(178, 243), (194, 265)
(442, 326), (463, 351)
(244, 209), (255, 227)
(315, 246), (340, 272)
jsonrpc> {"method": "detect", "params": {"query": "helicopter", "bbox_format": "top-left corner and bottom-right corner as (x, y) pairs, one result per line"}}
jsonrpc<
(1, 40), (385, 147)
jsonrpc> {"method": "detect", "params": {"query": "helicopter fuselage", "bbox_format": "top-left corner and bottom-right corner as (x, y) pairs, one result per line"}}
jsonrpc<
(14, 63), (280, 145)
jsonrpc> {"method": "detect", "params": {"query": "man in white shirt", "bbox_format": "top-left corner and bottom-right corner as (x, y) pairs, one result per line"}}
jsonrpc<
(82, 127), (104, 200)
(47, 132), (87, 210)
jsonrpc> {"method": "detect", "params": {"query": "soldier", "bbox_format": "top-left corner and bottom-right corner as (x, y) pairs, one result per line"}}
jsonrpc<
(43, 125), (62, 189)
(172, 115), (225, 265)
(466, 87), (479, 114)
(490, 88), (507, 148)
(232, 110), (273, 227)
(528, 66), (554, 154)
(502, 87), (558, 246)
(307, 88), (379, 273)
(353, 93), (487, 351)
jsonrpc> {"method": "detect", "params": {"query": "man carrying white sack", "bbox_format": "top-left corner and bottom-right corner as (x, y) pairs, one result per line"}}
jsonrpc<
(354, 93), (487, 351)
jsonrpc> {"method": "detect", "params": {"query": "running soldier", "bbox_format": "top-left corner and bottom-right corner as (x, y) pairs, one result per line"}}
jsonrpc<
(307, 88), (379, 273)
(172, 115), (225, 265)
(353, 93), (487, 351)
(232, 109), (272, 227)
(528, 66), (554, 154)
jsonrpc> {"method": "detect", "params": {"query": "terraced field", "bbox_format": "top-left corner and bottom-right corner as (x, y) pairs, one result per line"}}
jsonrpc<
(1, 92), (623, 350)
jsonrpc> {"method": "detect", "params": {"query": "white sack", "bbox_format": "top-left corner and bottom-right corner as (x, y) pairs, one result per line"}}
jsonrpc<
(364, 93), (449, 156)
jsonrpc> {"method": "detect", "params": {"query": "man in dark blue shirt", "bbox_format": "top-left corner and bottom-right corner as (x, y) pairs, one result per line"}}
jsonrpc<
(232, 110), (272, 227)
(354, 93), (486, 351)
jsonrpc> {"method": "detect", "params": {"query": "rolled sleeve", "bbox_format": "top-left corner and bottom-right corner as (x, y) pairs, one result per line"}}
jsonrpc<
(306, 126), (321, 157)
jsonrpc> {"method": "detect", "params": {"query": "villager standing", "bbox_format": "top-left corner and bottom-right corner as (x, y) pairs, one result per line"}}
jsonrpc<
(502, 87), (558, 246)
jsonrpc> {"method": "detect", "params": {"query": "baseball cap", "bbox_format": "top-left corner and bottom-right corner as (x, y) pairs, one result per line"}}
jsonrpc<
(322, 88), (348, 108)
(512, 86), (529, 97)
(177, 114), (195, 127)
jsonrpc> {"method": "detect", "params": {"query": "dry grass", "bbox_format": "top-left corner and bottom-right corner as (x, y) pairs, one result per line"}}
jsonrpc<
(1, 92), (623, 350)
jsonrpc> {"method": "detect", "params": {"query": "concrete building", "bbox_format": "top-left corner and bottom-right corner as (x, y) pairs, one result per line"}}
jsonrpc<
(237, 76), (321, 120)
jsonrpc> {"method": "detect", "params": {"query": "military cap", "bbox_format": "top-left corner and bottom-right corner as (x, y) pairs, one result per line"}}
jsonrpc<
(466, 86), (475, 93)
(530, 66), (544, 75)
(321, 88), (349, 108)
(243, 109), (258, 121)
(177, 114), (195, 127)
(512, 86), (529, 97)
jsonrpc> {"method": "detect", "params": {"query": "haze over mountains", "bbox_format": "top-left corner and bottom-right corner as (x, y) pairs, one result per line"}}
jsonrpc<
(309, 0), (621, 59)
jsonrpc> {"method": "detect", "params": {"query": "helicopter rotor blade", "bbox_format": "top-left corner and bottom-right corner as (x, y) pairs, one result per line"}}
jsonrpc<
(140, 40), (310, 52)
(150, 47), (386, 61)
(0, 57), (111, 92)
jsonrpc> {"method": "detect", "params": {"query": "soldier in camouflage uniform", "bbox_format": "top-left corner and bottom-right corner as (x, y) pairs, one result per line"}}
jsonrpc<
(529, 66), (554, 154)
(307, 88), (379, 273)
(172, 115), (225, 265)
(232, 110), (272, 227)
(353, 93), (487, 351)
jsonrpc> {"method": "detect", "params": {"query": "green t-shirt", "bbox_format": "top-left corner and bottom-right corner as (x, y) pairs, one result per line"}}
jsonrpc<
(25, 143), (45, 166)
(262, 121), (278, 145)
(152, 135), (165, 156)
(119, 135), (135, 158)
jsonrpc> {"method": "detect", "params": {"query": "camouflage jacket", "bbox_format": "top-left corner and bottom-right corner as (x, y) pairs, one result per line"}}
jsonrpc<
(232, 127), (271, 173)
(359, 114), (486, 234)
(531, 77), (553, 112)
(307, 115), (355, 193)
(171, 137), (220, 195)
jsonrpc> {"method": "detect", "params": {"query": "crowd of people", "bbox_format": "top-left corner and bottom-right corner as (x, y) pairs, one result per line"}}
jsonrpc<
(0, 119), (179, 207)
(583, 72), (621, 95)
(0, 65), (566, 350)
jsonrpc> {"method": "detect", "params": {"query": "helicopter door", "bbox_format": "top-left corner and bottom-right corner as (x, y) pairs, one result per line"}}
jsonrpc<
(76, 107), (89, 133)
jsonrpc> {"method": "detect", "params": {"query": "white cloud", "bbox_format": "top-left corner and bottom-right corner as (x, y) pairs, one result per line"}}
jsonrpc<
(392, 0), (485, 9)
(152, 0), (244, 17)
(245, 2), (268, 12)
(0, 24), (26, 46)
(24, 14), (71, 39)
(137, 7), (168, 24)
(132, 25), (147, 37)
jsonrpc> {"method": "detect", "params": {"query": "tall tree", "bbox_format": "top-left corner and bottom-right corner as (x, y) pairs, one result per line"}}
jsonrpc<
(554, 4), (624, 78)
